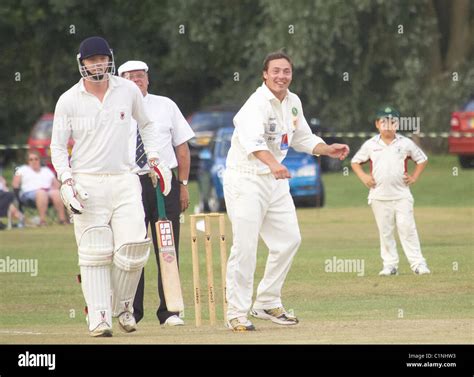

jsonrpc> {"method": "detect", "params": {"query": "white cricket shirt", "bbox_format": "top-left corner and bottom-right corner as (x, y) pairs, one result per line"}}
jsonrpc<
(351, 134), (428, 200)
(51, 75), (160, 180)
(129, 94), (195, 174)
(15, 165), (55, 193)
(226, 83), (325, 174)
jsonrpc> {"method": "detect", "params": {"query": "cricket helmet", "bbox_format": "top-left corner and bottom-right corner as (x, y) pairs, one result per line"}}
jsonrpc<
(76, 36), (115, 81)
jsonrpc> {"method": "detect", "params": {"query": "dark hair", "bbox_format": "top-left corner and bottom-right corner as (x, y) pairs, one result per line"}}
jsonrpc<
(262, 51), (293, 72)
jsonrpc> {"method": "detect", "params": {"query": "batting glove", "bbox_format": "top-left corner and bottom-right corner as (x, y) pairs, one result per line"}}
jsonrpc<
(59, 172), (89, 214)
(149, 160), (172, 196)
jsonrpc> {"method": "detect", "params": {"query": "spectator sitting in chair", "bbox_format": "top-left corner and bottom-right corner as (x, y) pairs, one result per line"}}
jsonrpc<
(12, 150), (67, 226)
(0, 175), (24, 228)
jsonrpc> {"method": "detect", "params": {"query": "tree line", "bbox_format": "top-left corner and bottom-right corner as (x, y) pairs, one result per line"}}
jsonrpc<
(0, 0), (472, 144)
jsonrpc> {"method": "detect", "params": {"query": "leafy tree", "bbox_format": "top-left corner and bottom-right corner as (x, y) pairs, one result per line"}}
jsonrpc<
(0, 0), (472, 151)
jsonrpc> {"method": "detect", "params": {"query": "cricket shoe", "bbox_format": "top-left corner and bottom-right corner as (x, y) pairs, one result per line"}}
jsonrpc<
(90, 321), (113, 337)
(250, 307), (299, 325)
(413, 264), (431, 275)
(163, 315), (184, 327)
(226, 317), (256, 332)
(378, 266), (398, 276)
(118, 311), (137, 333)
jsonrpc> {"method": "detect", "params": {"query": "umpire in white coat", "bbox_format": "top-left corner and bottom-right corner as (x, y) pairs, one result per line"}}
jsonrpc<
(224, 51), (350, 331)
(118, 60), (195, 326)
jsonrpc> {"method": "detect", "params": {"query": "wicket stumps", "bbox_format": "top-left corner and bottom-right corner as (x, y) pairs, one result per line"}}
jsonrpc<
(190, 213), (228, 327)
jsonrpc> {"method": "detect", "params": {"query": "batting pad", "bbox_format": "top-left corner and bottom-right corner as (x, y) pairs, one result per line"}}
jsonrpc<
(78, 225), (114, 266)
(77, 226), (114, 331)
(81, 265), (112, 331)
(111, 239), (151, 316)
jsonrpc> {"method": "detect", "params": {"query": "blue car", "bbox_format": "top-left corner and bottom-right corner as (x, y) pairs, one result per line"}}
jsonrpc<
(197, 127), (325, 212)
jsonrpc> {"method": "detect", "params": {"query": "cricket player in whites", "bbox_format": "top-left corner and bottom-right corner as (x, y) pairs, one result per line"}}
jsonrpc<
(224, 51), (350, 331)
(51, 36), (172, 337)
(351, 107), (430, 276)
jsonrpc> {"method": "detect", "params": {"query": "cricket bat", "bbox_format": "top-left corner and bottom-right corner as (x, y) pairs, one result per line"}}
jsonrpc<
(155, 186), (184, 312)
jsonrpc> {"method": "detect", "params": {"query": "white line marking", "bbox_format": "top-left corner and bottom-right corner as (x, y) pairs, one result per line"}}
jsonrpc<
(0, 330), (44, 335)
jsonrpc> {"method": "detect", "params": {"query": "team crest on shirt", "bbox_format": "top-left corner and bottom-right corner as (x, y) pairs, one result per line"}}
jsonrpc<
(291, 107), (298, 130)
(120, 111), (125, 120)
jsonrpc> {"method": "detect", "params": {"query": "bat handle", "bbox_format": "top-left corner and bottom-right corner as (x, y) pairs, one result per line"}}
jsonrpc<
(155, 186), (167, 219)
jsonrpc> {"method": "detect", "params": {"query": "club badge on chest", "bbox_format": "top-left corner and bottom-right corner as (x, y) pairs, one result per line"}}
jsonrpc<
(291, 107), (298, 131)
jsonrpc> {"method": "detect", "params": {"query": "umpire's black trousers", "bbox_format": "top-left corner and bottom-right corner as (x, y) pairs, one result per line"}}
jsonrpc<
(133, 173), (181, 324)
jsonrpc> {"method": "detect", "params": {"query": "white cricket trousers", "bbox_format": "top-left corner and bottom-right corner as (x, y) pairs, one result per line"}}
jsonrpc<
(370, 198), (426, 270)
(72, 173), (147, 329)
(72, 173), (147, 245)
(223, 169), (301, 321)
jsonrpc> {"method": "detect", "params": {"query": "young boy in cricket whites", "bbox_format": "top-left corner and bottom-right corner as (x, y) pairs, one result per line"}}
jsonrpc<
(351, 107), (431, 276)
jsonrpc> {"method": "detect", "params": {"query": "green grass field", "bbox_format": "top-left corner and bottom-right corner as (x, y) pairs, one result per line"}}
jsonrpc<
(0, 154), (472, 344)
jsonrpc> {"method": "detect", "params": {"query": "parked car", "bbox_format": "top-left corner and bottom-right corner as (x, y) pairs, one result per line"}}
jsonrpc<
(197, 127), (324, 212)
(449, 98), (474, 168)
(187, 105), (239, 178)
(27, 113), (74, 172)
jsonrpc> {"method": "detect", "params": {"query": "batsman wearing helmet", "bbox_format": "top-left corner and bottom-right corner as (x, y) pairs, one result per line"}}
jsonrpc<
(50, 36), (172, 337)
(224, 51), (350, 331)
